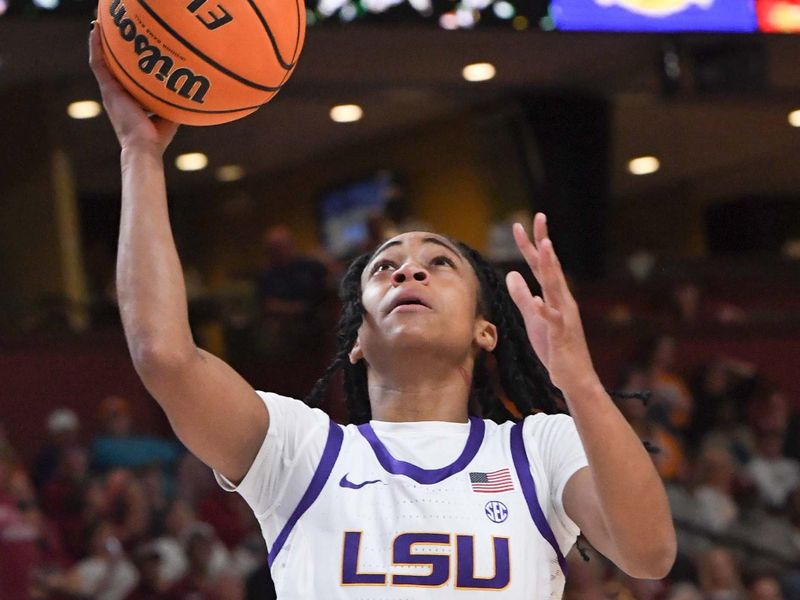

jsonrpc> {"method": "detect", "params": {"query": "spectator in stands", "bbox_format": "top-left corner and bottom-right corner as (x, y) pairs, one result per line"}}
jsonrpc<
(746, 425), (800, 511)
(254, 225), (329, 357)
(666, 445), (739, 565)
(688, 357), (760, 458)
(33, 408), (81, 491)
(664, 582), (703, 600)
(39, 519), (138, 600)
(747, 575), (786, 600)
(152, 500), (231, 587)
(40, 445), (92, 561)
(635, 335), (694, 434)
(104, 469), (152, 551)
(616, 366), (686, 481)
(694, 445), (740, 533)
(168, 523), (223, 599)
(666, 281), (747, 326)
(727, 476), (798, 576)
(90, 395), (181, 473)
(696, 546), (745, 600)
(0, 449), (43, 600)
(124, 543), (169, 600)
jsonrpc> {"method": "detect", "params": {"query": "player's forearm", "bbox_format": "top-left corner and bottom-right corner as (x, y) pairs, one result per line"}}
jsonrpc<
(564, 379), (676, 577)
(117, 146), (196, 367)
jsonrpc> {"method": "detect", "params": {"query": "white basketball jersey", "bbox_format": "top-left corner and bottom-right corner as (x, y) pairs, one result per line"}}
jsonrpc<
(271, 421), (579, 597)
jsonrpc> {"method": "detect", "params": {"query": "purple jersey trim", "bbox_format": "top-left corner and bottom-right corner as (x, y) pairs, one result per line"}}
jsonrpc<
(357, 416), (485, 484)
(267, 419), (343, 567)
(510, 419), (569, 576)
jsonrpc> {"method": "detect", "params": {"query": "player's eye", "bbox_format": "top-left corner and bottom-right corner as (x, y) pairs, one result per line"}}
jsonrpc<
(431, 255), (456, 268)
(370, 259), (396, 275)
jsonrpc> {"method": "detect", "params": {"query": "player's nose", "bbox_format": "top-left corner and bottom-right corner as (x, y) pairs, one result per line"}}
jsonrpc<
(391, 262), (429, 285)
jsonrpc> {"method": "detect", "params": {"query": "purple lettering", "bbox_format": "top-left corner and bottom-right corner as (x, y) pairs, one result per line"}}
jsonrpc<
(392, 533), (450, 586)
(456, 535), (510, 589)
(341, 532), (386, 585)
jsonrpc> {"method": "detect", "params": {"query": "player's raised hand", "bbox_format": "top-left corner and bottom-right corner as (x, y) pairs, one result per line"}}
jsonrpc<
(505, 213), (600, 397)
(89, 21), (179, 154)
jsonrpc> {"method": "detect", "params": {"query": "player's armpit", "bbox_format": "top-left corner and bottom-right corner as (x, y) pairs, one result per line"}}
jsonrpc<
(136, 347), (269, 484)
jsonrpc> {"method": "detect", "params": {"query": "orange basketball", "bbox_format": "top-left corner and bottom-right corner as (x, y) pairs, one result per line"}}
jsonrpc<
(97, 0), (305, 126)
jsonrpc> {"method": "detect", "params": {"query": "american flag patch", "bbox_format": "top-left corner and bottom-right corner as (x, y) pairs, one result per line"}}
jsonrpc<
(469, 468), (514, 493)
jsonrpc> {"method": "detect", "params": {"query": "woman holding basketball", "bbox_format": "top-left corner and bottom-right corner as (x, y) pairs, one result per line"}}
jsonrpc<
(89, 22), (675, 598)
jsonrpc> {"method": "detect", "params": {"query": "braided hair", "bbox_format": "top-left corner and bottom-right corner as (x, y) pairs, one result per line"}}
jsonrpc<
(304, 236), (573, 423)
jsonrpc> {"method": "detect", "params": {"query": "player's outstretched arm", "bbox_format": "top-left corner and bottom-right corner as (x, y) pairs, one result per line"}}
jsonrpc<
(89, 23), (268, 485)
(506, 214), (676, 579)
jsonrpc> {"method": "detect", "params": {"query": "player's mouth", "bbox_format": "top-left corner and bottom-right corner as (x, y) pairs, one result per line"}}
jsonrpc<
(386, 291), (432, 315)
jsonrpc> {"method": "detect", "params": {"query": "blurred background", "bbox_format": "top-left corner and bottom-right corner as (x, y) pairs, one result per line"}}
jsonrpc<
(2, 0), (800, 598)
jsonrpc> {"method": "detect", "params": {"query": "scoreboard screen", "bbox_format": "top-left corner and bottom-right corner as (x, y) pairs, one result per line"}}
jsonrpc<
(3, 0), (799, 32)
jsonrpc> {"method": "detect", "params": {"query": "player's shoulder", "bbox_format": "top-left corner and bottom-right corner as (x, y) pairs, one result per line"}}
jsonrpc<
(254, 390), (333, 429)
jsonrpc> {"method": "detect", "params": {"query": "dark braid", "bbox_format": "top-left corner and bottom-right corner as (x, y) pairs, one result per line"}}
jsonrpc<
(305, 238), (566, 423)
(454, 243), (562, 418)
(305, 253), (372, 421)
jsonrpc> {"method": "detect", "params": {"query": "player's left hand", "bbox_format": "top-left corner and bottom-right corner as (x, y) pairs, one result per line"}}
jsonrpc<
(505, 213), (600, 398)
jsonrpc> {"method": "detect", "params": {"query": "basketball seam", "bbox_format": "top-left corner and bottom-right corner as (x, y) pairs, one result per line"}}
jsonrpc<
(100, 25), (270, 115)
(274, 0), (303, 91)
(134, 0), (286, 92)
(245, 0), (296, 70)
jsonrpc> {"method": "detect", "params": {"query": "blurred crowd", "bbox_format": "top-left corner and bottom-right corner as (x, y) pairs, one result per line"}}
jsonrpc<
(2, 213), (799, 600)
(0, 395), (273, 600)
(564, 335), (800, 600)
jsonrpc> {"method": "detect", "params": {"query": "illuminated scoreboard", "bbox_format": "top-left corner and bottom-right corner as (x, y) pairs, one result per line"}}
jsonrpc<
(550, 0), (757, 31)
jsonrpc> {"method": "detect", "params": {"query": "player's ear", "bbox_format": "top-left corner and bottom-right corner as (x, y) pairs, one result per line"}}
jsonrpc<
(349, 337), (364, 364)
(475, 318), (497, 353)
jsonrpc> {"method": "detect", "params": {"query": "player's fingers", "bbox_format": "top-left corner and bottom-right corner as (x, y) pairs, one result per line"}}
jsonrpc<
(506, 271), (537, 316)
(531, 295), (564, 329)
(511, 222), (542, 278)
(88, 22), (117, 90)
(539, 238), (573, 308)
(533, 212), (548, 250)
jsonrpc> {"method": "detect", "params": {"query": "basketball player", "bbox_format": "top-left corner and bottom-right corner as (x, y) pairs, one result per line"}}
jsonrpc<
(89, 23), (676, 598)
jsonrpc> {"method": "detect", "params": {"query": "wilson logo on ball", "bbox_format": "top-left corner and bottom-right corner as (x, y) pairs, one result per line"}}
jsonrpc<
(109, 0), (212, 105)
(186, 0), (234, 30)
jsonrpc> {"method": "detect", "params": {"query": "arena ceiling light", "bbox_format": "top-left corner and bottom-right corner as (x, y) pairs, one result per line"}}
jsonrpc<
(67, 100), (102, 120)
(788, 109), (800, 127)
(215, 164), (246, 182)
(175, 152), (208, 172)
(462, 62), (496, 82)
(628, 156), (660, 175)
(330, 104), (363, 123)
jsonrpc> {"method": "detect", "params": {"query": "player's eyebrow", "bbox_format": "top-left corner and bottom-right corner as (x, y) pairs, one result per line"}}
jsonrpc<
(370, 236), (464, 266)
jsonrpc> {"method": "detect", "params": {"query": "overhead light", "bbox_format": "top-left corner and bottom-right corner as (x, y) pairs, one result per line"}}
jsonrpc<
(512, 15), (529, 30)
(462, 62), (496, 82)
(628, 156), (660, 176)
(67, 100), (102, 120)
(215, 164), (245, 182)
(439, 11), (458, 29)
(493, 1), (515, 18)
(330, 104), (363, 123)
(33, 0), (59, 8)
(0, 0), (8, 17)
(788, 110), (800, 127)
(175, 152), (208, 172)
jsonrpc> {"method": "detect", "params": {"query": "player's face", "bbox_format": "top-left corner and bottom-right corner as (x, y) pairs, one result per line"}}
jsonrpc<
(352, 232), (496, 367)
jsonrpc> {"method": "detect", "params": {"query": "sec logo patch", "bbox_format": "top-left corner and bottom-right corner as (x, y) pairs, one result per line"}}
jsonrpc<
(485, 501), (508, 523)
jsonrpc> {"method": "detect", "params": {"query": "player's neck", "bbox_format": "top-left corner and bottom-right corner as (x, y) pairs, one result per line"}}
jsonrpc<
(366, 364), (472, 423)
